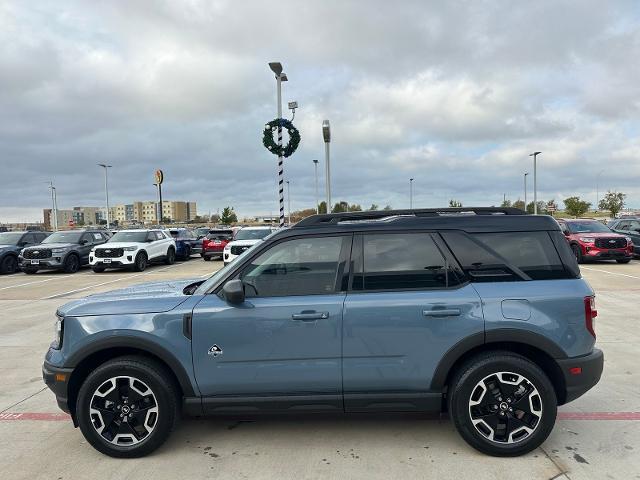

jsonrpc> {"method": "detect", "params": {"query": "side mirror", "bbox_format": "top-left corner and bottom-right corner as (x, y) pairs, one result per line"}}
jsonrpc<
(223, 279), (245, 304)
(562, 229), (570, 236)
(81, 239), (90, 245)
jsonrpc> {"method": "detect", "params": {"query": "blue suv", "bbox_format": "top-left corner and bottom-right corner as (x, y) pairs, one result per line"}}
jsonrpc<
(42, 208), (603, 457)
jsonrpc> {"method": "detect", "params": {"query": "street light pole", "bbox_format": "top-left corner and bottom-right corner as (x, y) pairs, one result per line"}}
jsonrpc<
(268, 62), (288, 228)
(409, 178), (414, 209)
(286, 180), (291, 225)
(313, 159), (319, 214)
(596, 169), (605, 211)
(524, 172), (529, 210)
(529, 152), (541, 214)
(322, 120), (331, 213)
(98, 164), (112, 227)
(48, 181), (58, 231)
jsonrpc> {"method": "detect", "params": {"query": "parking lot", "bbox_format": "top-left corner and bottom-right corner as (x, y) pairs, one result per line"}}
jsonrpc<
(0, 259), (638, 480)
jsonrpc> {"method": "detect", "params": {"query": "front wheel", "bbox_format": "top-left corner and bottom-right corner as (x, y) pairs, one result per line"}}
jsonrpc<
(63, 254), (80, 273)
(616, 259), (631, 264)
(133, 252), (148, 272)
(76, 356), (178, 458)
(164, 248), (175, 265)
(448, 352), (557, 457)
(0, 255), (18, 274)
(571, 244), (583, 264)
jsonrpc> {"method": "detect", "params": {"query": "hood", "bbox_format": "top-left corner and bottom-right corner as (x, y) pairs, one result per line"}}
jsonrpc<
(228, 239), (263, 247)
(574, 232), (626, 238)
(57, 278), (201, 317)
(25, 243), (75, 249)
(94, 242), (145, 249)
(0, 244), (18, 250)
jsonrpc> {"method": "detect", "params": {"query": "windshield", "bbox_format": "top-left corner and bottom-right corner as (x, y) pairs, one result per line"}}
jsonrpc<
(109, 231), (149, 243)
(0, 232), (23, 245)
(567, 221), (611, 234)
(42, 232), (83, 244)
(235, 229), (272, 240)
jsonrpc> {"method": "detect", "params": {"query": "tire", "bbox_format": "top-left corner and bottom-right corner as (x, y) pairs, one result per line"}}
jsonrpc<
(92, 266), (106, 273)
(164, 248), (175, 265)
(63, 254), (80, 274)
(616, 259), (631, 264)
(133, 252), (148, 272)
(571, 244), (583, 264)
(0, 255), (18, 274)
(75, 356), (179, 458)
(203, 256), (211, 262)
(22, 266), (38, 274)
(448, 351), (557, 457)
(182, 246), (191, 261)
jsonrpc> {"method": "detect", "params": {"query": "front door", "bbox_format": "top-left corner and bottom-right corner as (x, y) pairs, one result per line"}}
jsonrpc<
(191, 234), (351, 413)
(342, 232), (484, 411)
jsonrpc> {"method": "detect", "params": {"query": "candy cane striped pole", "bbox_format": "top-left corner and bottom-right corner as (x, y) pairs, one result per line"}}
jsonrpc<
(276, 74), (285, 227)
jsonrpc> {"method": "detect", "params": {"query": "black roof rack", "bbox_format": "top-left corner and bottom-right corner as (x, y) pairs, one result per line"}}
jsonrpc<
(294, 207), (526, 227)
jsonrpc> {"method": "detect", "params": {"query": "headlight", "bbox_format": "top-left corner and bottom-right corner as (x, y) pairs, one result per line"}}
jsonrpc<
(625, 236), (633, 244)
(123, 246), (137, 251)
(51, 248), (66, 254)
(224, 246), (231, 251)
(579, 237), (595, 243)
(52, 315), (63, 350)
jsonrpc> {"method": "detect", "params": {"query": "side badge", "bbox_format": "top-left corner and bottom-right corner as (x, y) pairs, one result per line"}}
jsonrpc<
(208, 344), (223, 357)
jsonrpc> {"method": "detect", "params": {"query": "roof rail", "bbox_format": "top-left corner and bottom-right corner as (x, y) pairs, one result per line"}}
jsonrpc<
(294, 207), (526, 227)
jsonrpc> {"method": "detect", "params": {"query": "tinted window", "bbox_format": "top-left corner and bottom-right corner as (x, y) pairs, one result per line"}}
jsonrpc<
(240, 236), (347, 297)
(155, 231), (165, 240)
(110, 231), (148, 243)
(566, 221), (611, 233)
(42, 232), (83, 244)
(22, 233), (35, 244)
(207, 232), (233, 241)
(443, 231), (570, 281)
(235, 229), (272, 240)
(360, 233), (458, 290)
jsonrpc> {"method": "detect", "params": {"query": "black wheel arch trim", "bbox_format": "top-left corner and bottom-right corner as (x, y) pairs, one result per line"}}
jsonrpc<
(64, 336), (196, 397)
(430, 329), (567, 390)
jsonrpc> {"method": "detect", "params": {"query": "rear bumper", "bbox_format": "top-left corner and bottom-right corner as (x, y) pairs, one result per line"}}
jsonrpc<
(557, 348), (604, 404)
(202, 250), (224, 258)
(42, 361), (74, 415)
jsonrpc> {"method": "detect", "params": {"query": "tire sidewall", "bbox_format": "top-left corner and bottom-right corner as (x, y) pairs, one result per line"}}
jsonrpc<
(1, 255), (17, 274)
(450, 355), (557, 457)
(76, 359), (176, 458)
(135, 252), (147, 271)
(165, 248), (175, 265)
(65, 254), (80, 273)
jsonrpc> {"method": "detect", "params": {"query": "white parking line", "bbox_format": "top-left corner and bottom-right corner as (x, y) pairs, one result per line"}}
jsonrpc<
(581, 266), (640, 280)
(0, 278), (58, 291)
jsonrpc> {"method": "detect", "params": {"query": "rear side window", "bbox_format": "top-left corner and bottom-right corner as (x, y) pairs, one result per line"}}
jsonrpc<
(355, 233), (460, 290)
(442, 231), (571, 281)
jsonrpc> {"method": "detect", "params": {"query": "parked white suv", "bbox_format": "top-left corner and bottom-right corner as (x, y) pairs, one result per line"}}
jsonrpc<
(89, 229), (176, 272)
(223, 226), (277, 265)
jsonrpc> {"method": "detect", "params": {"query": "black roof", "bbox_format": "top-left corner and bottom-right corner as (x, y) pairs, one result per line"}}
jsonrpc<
(286, 208), (560, 235)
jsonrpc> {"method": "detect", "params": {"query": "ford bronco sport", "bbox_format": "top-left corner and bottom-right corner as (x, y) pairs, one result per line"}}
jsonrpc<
(42, 208), (603, 458)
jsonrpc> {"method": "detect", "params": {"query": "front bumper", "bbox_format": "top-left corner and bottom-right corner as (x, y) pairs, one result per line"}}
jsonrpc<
(90, 254), (135, 266)
(585, 247), (633, 260)
(42, 361), (74, 415)
(557, 348), (604, 404)
(19, 257), (63, 270)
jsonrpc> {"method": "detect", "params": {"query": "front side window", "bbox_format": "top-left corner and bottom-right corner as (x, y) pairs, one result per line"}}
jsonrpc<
(240, 236), (348, 297)
(357, 233), (457, 290)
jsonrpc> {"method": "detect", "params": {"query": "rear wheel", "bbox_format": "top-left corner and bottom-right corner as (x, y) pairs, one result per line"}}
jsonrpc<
(63, 254), (80, 273)
(164, 248), (175, 265)
(182, 246), (191, 261)
(0, 255), (18, 274)
(133, 252), (148, 272)
(571, 244), (583, 264)
(76, 356), (179, 458)
(616, 259), (631, 264)
(448, 352), (557, 457)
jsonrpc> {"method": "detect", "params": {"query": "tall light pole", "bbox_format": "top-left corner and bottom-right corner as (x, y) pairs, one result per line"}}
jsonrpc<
(596, 169), (605, 212)
(409, 178), (414, 209)
(313, 159), (319, 214)
(529, 152), (541, 214)
(98, 164), (112, 227)
(285, 180), (292, 225)
(269, 62), (288, 228)
(524, 172), (529, 210)
(48, 181), (58, 231)
(322, 120), (331, 213)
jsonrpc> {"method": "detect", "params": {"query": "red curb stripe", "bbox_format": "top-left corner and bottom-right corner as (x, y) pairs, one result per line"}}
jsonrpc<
(1, 411), (640, 421)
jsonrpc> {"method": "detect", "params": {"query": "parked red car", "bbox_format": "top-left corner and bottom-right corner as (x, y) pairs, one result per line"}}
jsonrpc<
(201, 229), (234, 261)
(556, 218), (634, 263)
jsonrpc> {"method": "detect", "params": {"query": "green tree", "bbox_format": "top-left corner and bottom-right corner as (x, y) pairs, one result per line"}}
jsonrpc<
(512, 199), (525, 211)
(449, 199), (463, 207)
(599, 191), (626, 217)
(383, 205), (393, 211)
(563, 196), (591, 218)
(332, 201), (349, 213)
(525, 201), (547, 214)
(368, 204), (379, 211)
(501, 199), (512, 208)
(349, 203), (362, 212)
(318, 201), (328, 214)
(220, 206), (238, 224)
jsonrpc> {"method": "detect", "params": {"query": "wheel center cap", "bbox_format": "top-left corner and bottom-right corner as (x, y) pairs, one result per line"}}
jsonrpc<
(122, 406), (130, 414)
(499, 402), (508, 411)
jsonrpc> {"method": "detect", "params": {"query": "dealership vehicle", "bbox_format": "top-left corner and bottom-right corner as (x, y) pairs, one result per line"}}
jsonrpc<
(20, 230), (110, 274)
(556, 218), (634, 263)
(90, 230), (176, 272)
(169, 228), (202, 261)
(201, 229), (234, 261)
(607, 218), (640, 257)
(43, 208), (602, 458)
(194, 227), (210, 239)
(223, 226), (276, 265)
(0, 231), (50, 274)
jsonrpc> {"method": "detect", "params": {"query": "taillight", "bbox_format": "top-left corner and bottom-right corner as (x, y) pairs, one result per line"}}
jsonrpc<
(584, 296), (597, 338)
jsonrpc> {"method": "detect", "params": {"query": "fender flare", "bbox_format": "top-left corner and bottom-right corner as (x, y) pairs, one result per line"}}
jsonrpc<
(430, 329), (567, 390)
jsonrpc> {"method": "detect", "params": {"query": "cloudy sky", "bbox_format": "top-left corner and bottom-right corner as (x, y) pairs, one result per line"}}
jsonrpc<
(1, 0), (639, 222)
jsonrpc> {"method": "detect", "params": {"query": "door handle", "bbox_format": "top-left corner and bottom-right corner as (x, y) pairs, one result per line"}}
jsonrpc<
(291, 312), (329, 321)
(422, 308), (461, 317)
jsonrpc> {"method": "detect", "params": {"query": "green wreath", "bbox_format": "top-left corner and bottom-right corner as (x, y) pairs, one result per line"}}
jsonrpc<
(262, 118), (301, 158)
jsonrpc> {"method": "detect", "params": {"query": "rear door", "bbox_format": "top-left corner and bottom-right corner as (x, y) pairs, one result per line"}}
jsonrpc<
(342, 232), (484, 412)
